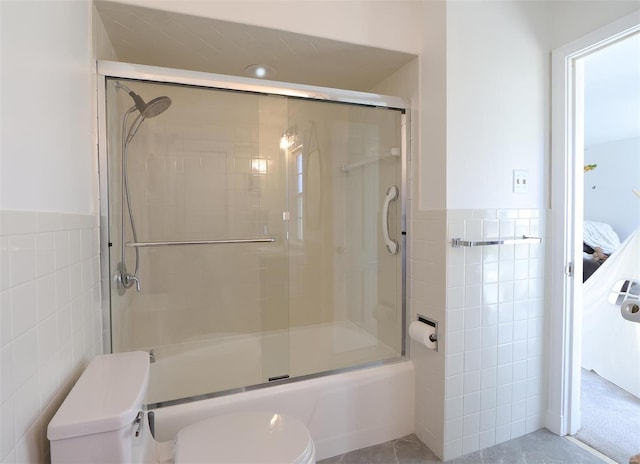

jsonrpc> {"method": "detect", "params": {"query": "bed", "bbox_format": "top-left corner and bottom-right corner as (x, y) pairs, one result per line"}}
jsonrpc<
(582, 221), (621, 282)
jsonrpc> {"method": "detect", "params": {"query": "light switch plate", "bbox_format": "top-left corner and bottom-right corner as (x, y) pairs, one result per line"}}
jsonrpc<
(513, 170), (529, 193)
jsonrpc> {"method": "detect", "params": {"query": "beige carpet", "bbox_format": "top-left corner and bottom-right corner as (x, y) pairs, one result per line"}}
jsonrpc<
(576, 369), (640, 463)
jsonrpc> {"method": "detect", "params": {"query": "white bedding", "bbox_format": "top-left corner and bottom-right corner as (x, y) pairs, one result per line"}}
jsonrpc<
(583, 220), (621, 255)
(582, 226), (640, 397)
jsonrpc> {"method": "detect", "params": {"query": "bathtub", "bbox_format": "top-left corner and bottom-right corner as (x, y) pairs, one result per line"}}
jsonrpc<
(151, 360), (415, 461)
(146, 320), (401, 405)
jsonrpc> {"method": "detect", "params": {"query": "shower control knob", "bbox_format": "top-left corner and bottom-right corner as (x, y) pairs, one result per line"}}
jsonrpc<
(115, 262), (142, 294)
(128, 274), (141, 292)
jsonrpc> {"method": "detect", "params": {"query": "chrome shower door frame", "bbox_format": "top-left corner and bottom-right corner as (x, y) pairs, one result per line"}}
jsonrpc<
(96, 59), (410, 388)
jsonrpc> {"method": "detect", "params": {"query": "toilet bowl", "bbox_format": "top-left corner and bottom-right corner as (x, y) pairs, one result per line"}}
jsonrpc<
(47, 351), (315, 464)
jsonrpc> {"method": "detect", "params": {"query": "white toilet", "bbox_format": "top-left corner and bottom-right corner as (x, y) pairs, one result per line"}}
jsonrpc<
(47, 351), (316, 464)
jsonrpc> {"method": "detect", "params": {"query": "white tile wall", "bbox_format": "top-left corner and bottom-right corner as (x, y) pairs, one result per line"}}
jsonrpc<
(443, 209), (546, 460)
(0, 210), (102, 464)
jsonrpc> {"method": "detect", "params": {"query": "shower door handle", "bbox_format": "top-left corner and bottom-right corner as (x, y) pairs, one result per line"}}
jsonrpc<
(382, 185), (399, 255)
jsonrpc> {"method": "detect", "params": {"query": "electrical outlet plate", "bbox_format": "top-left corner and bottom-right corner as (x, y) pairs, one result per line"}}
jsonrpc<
(513, 169), (529, 193)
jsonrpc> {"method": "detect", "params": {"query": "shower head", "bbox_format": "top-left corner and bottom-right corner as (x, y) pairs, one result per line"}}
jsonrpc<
(116, 83), (172, 144)
(140, 96), (172, 118)
(126, 94), (171, 142)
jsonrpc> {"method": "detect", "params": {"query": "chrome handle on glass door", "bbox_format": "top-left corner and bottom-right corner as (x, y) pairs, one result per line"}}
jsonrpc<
(382, 185), (399, 255)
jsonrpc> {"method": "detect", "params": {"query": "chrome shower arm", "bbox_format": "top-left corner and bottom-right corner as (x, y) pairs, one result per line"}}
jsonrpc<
(114, 81), (133, 94)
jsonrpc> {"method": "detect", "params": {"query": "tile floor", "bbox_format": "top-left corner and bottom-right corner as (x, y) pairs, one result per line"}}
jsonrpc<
(319, 429), (607, 463)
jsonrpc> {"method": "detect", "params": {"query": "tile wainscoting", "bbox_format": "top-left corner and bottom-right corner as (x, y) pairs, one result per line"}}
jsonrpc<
(0, 206), (546, 463)
(0, 210), (102, 463)
(443, 209), (546, 460)
(408, 207), (547, 461)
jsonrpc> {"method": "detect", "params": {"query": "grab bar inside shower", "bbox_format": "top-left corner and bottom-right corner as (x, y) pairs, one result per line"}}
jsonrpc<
(382, 185), (399, 255)
(451, 235), (542, 248)
(126, 237), (276, 247)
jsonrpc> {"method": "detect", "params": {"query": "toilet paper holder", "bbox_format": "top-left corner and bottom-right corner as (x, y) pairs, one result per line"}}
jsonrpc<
(417, 315), (438, 343)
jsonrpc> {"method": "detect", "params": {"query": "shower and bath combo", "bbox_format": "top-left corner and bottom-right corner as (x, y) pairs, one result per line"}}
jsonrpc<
(114, 82), (171, 294)
(98, 60), (407, 413)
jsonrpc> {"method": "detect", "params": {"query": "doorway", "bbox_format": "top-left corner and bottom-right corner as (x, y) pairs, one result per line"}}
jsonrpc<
(549, 10), (640, 463)
(573, 34), (640, 463)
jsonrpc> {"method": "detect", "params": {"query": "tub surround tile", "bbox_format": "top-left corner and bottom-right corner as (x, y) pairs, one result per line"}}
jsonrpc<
(120, 100), (355, 347)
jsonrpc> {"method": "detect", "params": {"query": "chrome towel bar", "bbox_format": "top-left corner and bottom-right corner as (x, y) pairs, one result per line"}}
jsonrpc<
(451, 235), (542, 248)
(126, 237), (276, 247)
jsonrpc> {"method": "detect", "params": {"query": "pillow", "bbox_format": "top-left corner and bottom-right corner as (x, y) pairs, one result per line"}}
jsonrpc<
(583, 221), (621, 255)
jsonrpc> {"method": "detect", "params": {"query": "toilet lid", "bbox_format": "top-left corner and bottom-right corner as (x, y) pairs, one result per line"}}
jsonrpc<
(175, 411), (315, 464)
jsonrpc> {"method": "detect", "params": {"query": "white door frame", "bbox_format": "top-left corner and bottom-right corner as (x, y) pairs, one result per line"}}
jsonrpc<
(548, 11), (640, 437)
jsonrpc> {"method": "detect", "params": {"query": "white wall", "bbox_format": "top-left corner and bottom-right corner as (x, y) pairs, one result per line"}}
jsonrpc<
(436, 5), (552, 457)
(445, 1), (549, 211)
(441, 1), (639, 212)
(584, 137), (640, 241)
(93, 1), (119, 61)
(0, 1), (95, 215)
(0, 1), (105, 463)
(550, 0), (640, 49)
(417, 1), (448, 211)
(373, 53), (449, 459)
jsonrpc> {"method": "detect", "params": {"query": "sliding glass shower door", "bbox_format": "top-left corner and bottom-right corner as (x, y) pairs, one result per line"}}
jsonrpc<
(101, 67), (406, 405)
(284, 99), (404, 378)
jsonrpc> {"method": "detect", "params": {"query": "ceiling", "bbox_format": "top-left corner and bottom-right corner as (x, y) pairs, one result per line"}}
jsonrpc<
(94, 1), (416, 92)
(583, 33), (640, 147)
(95, 1), (638, 148)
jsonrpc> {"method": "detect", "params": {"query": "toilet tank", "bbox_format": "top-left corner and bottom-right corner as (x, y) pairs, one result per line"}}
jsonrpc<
(47, 351), (150, 464)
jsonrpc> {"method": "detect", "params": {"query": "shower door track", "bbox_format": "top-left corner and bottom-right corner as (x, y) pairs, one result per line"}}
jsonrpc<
(97, 61), (408, 109)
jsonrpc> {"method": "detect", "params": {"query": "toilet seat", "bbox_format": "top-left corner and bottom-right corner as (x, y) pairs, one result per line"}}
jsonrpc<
(174, 411), (315, 464)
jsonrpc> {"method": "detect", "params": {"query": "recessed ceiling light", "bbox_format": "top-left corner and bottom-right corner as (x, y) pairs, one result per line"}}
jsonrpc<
(244, 64), (276, 79)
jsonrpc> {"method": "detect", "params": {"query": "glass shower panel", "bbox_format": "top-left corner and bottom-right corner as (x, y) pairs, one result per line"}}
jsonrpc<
(103, 72), (406, 406)
(106, 79), (290, 404)
(285, 99), (404, 377)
